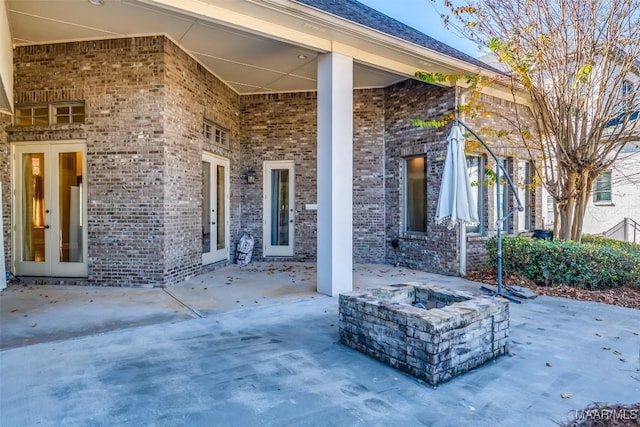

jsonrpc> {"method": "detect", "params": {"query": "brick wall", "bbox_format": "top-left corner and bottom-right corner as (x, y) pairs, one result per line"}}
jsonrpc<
(239, 91), (318, 260)
(353, 89), (386, 263)
(9, 36), (241, 286)
(239, 89), (386, 263)
(11, 38), (167, 285)
(162, 39), (241, 282)
(0, 113), (9, 272)
(384, 79), (460, 274)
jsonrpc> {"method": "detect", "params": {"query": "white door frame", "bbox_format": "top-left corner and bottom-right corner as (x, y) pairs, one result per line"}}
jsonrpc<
(263, 160), (295, 257)
(202, 152), (230, 265)
(12, 141), (88, 277)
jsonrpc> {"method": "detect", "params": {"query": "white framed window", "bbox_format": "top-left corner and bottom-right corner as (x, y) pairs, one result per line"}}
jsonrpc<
(495, 158), (511, 232)
(203, 120), (229, 148)
(517, 160), (532, 231)
(594, 171), (612, 203)
(403, 156), (427, 234)
(466, 155), (483, 234)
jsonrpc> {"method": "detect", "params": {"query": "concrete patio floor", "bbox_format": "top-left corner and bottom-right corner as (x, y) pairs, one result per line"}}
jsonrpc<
(1, 262), (639, 426)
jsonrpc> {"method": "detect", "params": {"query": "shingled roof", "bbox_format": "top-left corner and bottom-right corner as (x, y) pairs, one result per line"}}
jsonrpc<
(295, 0), (494, 72)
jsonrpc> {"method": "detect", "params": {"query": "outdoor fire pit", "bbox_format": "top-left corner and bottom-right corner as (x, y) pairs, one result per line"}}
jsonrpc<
(339, 283), (509, 385)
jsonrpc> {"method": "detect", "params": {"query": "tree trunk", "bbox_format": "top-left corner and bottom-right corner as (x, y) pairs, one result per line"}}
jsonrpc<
(570, 173), (594, 242)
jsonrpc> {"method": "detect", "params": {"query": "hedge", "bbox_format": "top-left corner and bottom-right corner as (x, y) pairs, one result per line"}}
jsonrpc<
(483, 235), (640, 289)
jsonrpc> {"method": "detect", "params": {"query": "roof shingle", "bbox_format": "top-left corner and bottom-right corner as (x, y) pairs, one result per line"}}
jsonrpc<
(294, 0), (493, 71)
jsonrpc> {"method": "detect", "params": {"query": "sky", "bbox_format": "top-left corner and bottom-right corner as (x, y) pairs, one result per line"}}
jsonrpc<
(357, 0), (486, 58)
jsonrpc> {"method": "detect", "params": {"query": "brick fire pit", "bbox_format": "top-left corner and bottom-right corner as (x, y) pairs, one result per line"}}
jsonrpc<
(339, 283), (509, 385)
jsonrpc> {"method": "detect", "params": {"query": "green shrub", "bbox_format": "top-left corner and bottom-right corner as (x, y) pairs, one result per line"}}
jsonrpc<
(483, 236), (640, 289)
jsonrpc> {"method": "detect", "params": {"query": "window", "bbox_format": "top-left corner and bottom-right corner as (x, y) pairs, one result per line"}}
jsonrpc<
(466, 155), (483, 234)
(15, 106), (49, 126)
(622, 80), (633, 113)
(517, 160), (532, 231)
(53, 104), (85, 124)
(495, 158), (510, 232)
(15, 102), (85, 126)
(203, 120), (229, 148)
(404, 156), (427, 233)
(594, 171), (612, 203)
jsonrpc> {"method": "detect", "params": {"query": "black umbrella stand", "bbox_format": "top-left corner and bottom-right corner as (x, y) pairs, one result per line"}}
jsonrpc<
(455, 119), (524, 303)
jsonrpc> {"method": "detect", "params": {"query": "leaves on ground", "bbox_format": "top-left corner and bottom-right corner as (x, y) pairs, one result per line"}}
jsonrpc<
(467, 267), (640, 309)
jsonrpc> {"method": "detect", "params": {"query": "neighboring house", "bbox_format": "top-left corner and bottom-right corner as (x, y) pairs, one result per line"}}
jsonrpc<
(0, 0), (542, 295)
(582, 142), (640, 243)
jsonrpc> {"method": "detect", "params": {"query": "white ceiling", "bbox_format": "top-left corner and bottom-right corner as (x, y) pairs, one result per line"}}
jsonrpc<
(6, 0), (409, 94)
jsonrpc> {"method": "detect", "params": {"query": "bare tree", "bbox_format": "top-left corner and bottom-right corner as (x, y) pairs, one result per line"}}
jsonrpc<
(432, 0), (640, 241)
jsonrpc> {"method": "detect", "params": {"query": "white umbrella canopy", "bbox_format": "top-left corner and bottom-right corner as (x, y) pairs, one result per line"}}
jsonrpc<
(435, 124), (479, 229)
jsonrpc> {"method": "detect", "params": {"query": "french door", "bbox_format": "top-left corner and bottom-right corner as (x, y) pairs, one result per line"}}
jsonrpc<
(263, 160), (295, 257)
(202, 153), (230, 265)
(13, 142), (88, 277)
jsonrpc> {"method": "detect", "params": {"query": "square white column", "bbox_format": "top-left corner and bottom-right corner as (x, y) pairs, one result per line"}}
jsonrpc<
(317, 52), (353, 297)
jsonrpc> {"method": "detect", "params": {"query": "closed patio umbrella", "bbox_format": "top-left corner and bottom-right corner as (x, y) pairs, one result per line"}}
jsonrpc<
(435, 124), (479, 229)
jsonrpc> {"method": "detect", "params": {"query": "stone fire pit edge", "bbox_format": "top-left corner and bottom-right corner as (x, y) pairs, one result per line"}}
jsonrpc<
(338, 282), (509, 385)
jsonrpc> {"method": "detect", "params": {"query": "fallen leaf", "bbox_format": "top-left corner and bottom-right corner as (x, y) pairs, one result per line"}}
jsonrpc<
(613, 350), (621, 355)
(595, 318), (603, 321)
(32, 323), (38, 328)
(620, 358), (626, 362)
(602, 347), (611, 350)
(561, 393), (573, 399)
(595, 333), (601, 337)
(545, 362), (552, 367)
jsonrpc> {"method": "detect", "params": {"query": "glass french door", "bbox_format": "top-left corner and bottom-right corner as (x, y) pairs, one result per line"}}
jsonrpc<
(202, 153), (230, 265)
(263, 160), (295, 257)
(14, 142), (88, 277)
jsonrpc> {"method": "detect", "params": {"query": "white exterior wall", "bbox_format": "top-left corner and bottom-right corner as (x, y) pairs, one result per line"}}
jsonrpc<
(583, 147), (640, 242)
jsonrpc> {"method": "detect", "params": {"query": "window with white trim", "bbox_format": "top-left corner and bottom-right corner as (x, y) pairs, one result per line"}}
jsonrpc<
(517, 160), (532, 231)
(495, 158), (511, 232)
(466, 155), (483, 234)
(594, 171), (612, 203)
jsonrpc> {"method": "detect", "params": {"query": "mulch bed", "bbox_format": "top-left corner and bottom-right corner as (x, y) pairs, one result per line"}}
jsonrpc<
(466, 267), (640, 310)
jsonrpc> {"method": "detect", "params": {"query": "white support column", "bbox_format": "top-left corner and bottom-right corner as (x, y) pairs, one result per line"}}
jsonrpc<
(317, 52), (353, 297)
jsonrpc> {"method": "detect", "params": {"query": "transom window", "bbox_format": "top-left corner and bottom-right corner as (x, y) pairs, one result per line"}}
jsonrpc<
(15, 106), (49, 126)
(203, 120), (229, 148)
(594, 171), (612, 203)
(53, 104), (85, 124)
(15, 103), (85, 126)
(404, 156), (427, 234)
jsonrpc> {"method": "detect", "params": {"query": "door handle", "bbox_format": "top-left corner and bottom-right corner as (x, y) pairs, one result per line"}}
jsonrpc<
(44, 225), (50, 229)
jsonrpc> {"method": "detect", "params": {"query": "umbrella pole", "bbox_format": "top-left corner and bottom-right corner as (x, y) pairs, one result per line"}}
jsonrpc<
(455, 119), (522, 304)
(496, 163), (503, 295)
